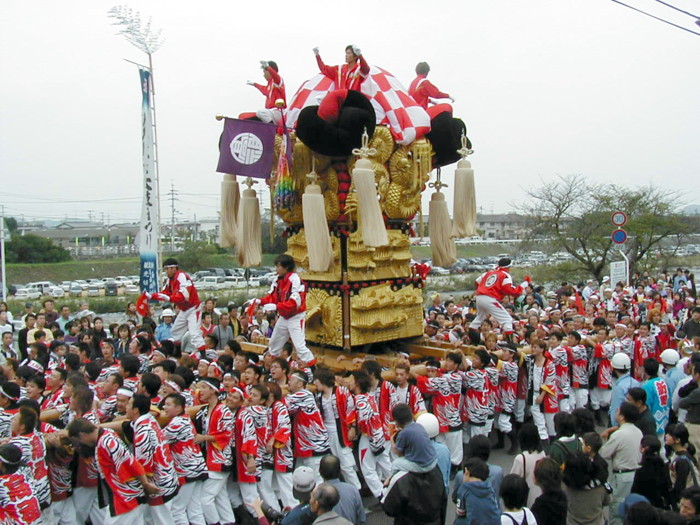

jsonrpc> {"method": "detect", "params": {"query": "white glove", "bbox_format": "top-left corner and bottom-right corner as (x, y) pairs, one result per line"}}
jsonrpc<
(154, 293), (171, 302)
(449, 96), (455, 103)
(246, 80), (255, 86)
(260, 60), (269, 68)
(352, 45), (361, 56)
(144, 292), (152, 299)
(262, 303), (277, 313)
(521, 281), (530, 289)
(312, 46), (320, 56)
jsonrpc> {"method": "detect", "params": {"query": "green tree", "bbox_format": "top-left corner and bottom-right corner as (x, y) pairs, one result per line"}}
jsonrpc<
(4, 217), (17, 233)
(6, 235), (71, 263)
(520, 175), (692, 281)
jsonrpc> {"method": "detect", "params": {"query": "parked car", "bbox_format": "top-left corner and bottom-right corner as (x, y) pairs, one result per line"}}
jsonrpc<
(105, 282), (119, 296)
(128, 275), (140, 284)
(69, 283), (84, 296)
(60, 281), (73, 292)
(87, 284), (101, 297)
(14, 288), (41, 300)
(87, 279), (105, 289)
(74, 280), (89, 290)
(429, 266), (451, 276)
(48, 286), (65, 298)
(259, 272), (277, 286)
(125, 284), (140, 295)
(114, 276), (133, 285)
(197, 276), (227, 291)
(26, 281), (56, 296)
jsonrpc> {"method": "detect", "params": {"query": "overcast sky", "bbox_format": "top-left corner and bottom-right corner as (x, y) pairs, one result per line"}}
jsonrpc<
(1, 0), (698, 226)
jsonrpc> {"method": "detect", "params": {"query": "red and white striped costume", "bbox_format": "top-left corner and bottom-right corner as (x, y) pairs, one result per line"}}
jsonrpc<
(285, 389), (330, 458)
(195, 403), (234, 472)
(268, 400), (293, 473)
(395, 383), (426, 417)
(462, 368), (490, 429)
(316, 386), (357, 448)
(94, 428), (146, 517)
(162, 415), (207, 484)
(373, 380), (397, 440)
(546, 345), (572, 410)
(234, 406), (260, 483)
(416, 372), (463, 432)
(635, 335), (658, 379)
(497, 360), (519, 415)
(9, 431), (51, 509)
(0, 468), (42, 525)
(593, 341), (615, 390)
(131, 414), (179, 505)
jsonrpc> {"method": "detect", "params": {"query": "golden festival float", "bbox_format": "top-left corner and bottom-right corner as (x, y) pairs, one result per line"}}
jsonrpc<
(216, 49), (479, 368)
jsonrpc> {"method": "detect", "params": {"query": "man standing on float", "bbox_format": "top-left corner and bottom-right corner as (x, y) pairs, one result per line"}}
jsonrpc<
(257, 254), (316, 366)
(147, 258), (206, 352)
(313, 44), (370, 90)
(469, 257), (528, 344)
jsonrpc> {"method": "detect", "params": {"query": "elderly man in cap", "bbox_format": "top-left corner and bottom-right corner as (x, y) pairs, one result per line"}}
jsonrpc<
(279, 465), (317, 525)
(469, 257), (528, 344)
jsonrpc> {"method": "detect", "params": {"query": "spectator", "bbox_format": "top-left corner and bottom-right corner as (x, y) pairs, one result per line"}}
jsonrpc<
(416, 412), (451, 488)
(509, 422), (546, 507)
(499, 474), (537, 524)
(282, 466), (316, 525)
(462, 434), (503, 502)
(453, 457), (500, 525)
(318, 455), (365, 525)
(562, 451), (610, 524)
(309, 483), (351, 525)
(548, 412), (583, 467)
(666, 423), (699, 511)
(530, 457), (567, 525)
(632, 434), (671, 509)
(154, 309), (175, 342)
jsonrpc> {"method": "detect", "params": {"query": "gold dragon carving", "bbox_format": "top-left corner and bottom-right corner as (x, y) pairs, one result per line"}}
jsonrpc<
(305, 288), (343, 346)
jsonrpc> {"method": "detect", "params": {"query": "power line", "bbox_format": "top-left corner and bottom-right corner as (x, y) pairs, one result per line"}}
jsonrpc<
(610, 0), (700, 36)
(652, 0), (700, 19)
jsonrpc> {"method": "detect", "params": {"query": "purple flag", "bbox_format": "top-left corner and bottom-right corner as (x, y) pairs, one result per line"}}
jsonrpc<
(217, 118), (278, 178)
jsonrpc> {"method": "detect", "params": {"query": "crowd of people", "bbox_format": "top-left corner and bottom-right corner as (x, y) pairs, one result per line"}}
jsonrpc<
(1, 256), (700, 525)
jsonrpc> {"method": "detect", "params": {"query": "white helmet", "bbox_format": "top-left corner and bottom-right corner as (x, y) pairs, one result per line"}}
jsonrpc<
(611, 352), (631, 371)
(416, 412), (439, 438)
(660, 349), (680, 366)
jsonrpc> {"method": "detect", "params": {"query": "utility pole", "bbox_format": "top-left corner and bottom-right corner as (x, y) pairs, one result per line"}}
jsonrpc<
(168, 182), (177, 250)
(0, 206), (6, 302)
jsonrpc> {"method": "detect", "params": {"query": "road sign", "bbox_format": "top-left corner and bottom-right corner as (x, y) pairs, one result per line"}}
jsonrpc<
(612, 229), (627, 244)
(611, 211), (627, 227)
(610, 260), (628, 286)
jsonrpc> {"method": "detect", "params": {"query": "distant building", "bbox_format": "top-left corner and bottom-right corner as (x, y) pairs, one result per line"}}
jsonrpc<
(476, 213), (530, 240)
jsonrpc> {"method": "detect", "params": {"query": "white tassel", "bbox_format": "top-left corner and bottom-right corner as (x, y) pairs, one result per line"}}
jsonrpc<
(302, 182), (333, 272)
(237, 181), (261, 267)
(220, 174), (240, 247)
(452, 159), (477, 237)
(430, 191), (456, 268)
(352, 158), (388, 247)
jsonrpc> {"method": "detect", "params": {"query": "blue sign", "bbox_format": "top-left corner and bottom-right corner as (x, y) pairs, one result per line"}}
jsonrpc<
(612, 229), (627, 244)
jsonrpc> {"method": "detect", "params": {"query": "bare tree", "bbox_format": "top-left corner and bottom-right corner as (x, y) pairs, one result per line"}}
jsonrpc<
(519, 174), (691, 281)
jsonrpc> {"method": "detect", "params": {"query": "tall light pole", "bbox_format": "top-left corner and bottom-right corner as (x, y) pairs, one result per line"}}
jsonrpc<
(108, 5), (164, 292)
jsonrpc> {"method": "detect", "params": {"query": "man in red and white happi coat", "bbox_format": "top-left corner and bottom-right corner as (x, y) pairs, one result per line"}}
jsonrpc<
(314, 368), (361, 490)
(266, 386), (296, 509)
(9, 408), (51, 523)
(43, 423), (78, 525)
(408, 62), (453, 109)
(0, 443), (43, 525)
(147, 258), (205, 352)
(161, 393), (208, 525)
(461, 350), (491, 440)
(229, 385), (267, 514)
(257, 254), (316, 365)
(494, 346), (520, 454)
(414, 352), (464, 468)
(469, 258), (527, 342)
(526, 341), (559, 441)
(285, 371), (331, 480)
(568, 331), (591, 410)
(194, 378), (236, 525)
(393, 363), (427, 418)
(484, 360), (500, 435)
(362, 360), (397, 444)
(545, 332), (573, 413)
(248, 60), (286, 109)
(590, 327), (616, 421)
(67, 419), (159, 525)
(634, 322), (658, 380)
(348, 371), (391, 500)
(314, 45), (370, 91)
(126, 394), (179, 525)
(612, 323), (635, 362)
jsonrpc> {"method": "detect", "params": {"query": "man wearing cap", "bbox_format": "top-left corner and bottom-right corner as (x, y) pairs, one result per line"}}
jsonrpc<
(194, 377), (236, 525)
(469, 257), (527, 344)
(281, 466), (316, 525)
(67, 417), (159, 525)
(154, 309), (175, 342)
(607, 353), (640, 428)
(147, 258), (206, 352)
